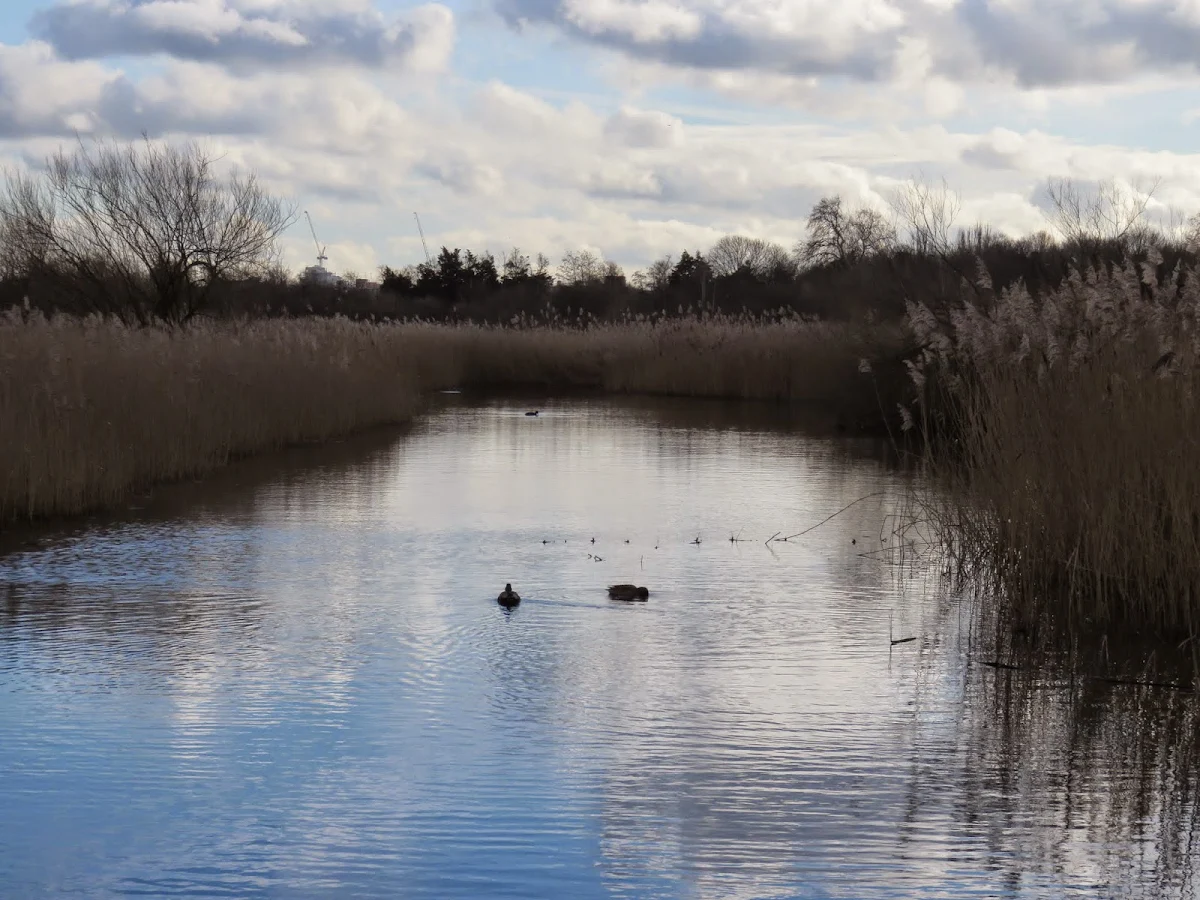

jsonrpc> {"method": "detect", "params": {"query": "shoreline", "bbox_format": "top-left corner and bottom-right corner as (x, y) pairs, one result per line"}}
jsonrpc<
(0, 387), (896, 544)
(1, 314), (909, 531)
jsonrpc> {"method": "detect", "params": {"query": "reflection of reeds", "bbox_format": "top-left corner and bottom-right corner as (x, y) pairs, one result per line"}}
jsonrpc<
(909, 252), (1200, 669)
(2, 309), (908, 525)
(929, 660), (1200, 897)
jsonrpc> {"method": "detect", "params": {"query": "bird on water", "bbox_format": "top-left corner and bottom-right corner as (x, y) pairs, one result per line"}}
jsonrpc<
(608, 584), (649, 601)
(497, 583), (521, 606)
(525, 410), (539, 416)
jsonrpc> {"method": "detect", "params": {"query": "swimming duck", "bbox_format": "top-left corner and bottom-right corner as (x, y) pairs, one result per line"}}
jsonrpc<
(525, 410), (539, 416)
(497, 583), (521, 606)
(608, 584), (649, 601)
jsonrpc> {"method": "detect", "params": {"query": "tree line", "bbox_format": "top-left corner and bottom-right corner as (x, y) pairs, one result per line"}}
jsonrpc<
(2, 138), (1197, 326)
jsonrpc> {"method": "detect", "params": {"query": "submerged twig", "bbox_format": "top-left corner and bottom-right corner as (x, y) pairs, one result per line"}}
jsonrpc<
(781, 492), (888, 541)
(889, 611), (918, 645)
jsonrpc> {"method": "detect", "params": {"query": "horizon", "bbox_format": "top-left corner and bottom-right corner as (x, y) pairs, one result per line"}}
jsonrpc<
(1, 0), (1199, 277)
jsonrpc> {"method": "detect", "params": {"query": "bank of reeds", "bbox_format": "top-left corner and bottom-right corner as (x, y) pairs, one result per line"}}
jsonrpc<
(909, 252), (1200, 658)
(418, 312), (909, 418)
(1, 309), (909, 525)
(0, 310), (458, 523)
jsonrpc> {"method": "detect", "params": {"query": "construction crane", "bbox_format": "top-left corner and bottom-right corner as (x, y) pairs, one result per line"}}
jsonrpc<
(300, 210), (339, 287)
(305, 210), (328, 270)
(414, 212), (431, 264)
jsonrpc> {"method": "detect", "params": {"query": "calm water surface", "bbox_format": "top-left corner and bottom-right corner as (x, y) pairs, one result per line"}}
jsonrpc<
(1, 396), (1196, 898)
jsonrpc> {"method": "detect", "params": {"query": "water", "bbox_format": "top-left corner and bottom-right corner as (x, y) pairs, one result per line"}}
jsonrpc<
(1, 396), (1196, 898)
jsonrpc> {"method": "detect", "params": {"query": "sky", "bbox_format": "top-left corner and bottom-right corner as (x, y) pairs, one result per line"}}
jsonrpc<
(1, 0), (1200, 277)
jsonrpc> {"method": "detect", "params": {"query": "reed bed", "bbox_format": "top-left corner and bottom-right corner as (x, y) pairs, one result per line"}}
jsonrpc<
(1, 309), (907, 525)
(414, 312), (907, 412)
(909, 252), (1200, 653)
(0, 310), (457, 523)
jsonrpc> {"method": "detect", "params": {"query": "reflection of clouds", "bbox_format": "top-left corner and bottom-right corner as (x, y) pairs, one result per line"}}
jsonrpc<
(547, 595), (938, 895)
(381, 401), (898, 545)
(446, 399), (956, 895)
(2, 396), (1191, 896)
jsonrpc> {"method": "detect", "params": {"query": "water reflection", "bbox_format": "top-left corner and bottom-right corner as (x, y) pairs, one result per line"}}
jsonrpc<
(914, 661), (1200, 898)
(0, 396), (1195, 898)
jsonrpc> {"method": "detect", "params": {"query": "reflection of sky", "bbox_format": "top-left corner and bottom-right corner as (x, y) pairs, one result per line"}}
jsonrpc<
(0, 397), (1186, 897)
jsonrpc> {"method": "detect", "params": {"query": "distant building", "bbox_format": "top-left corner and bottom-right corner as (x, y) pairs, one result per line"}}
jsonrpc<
(299, 265), (380, 295)
(301, 265), (343, 288)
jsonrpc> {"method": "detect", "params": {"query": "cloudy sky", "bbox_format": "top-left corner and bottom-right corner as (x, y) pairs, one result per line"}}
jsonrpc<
(1, 0), (1199, 276)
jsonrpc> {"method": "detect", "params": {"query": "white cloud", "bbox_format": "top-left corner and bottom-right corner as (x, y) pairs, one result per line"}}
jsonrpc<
(603, 106), (683, 147)
(31, 0), (455, 72)
(4, 0), (1200, 277)
(498, 0), (1200, 92)
(232, 78), (1200, 272)
(562, 0), (702, 42)
(0, 42), (121, 137)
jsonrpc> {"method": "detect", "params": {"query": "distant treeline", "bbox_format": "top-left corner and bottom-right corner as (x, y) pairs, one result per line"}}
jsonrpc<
(0, 136), (1195, 326)
(9, 221), (1196, 327)
(361, 229), (1200, 326)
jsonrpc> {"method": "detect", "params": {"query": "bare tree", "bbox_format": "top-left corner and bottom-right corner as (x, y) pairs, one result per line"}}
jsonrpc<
(1185, 214), (1200, 252)
(706, 234), (790, 278)
(501, 247), (551, 285)
(1015, 230), (1058, 254)
(558, 249), (604, 285)
(797, 196), (895, 269)
(1043, 176), (1161, 251)
(956, 222), (1005, 254)
(0, 214), (26, 282)
(602, 260), (625, 282)
(0, 137), (295, 324)
(502, 247), (530, 281)
(643, 254), (673, 292)
(847, 207), (894, 259)
(889, 178), (960, 256)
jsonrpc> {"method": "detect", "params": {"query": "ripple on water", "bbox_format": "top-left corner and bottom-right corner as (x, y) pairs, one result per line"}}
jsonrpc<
(0, 397), (1194, 899)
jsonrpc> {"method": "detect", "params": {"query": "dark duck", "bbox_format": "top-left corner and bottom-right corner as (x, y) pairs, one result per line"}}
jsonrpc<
(608, 584), (649, 602)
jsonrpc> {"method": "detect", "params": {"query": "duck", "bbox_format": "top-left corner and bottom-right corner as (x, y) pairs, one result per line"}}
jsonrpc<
(608, 584), (649, 602)
(525, 410), (539, 417)
(497, 583), (521, 606)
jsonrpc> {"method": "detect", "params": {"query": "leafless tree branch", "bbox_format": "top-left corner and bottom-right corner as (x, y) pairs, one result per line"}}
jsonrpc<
(0, 137), (296, 324)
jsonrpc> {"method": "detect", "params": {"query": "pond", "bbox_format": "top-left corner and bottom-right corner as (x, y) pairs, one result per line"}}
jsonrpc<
(0, 396), (1196, 898)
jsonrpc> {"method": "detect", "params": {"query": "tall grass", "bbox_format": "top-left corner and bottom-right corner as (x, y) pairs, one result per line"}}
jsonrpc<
(416, 312), (908, 413)
(0, 310), (456, 523)
(1, 308), (908, 525)
(909, 252), (1200, 654)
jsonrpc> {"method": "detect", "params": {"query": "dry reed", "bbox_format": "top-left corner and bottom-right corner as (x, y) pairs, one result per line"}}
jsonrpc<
(0, 309), (456, 523)
(1, 309), (906, 525)
(410, 312), (906, 408)
(908, 252), (1200, 651)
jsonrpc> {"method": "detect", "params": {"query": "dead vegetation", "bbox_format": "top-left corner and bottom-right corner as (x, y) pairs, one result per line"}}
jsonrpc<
(908, 249), (1200, 666)
(0, 310), (456, 523)
(0, 309), (907, 525)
